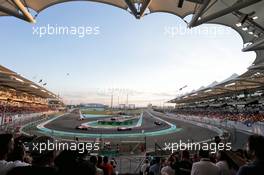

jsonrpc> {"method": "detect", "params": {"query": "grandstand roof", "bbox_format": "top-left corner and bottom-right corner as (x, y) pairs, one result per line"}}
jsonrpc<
(0, 65), (59, 99)
(169, 70), (264, 104)
(1, 0), (264, 103)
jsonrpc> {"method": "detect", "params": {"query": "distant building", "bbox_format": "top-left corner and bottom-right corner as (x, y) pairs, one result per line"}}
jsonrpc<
(118, 104), (136, 109)
(80, 103), (108, 108)
(119, 104), (126, 109)
(80, 103), (108, 111)
(128, 104), (136, 109)
(147, 104), (152, 108)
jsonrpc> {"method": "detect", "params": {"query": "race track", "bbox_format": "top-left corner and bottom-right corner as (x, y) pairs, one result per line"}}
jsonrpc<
(37, 110), (220, 147)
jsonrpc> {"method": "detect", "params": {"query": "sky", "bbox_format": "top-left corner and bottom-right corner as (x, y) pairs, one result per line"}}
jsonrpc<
(0, 2), (256, 106)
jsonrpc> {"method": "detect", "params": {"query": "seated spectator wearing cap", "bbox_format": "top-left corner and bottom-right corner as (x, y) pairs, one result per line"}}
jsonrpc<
(191, 150), (220, 175)
(0, 134), (29, 175)
(236, 135), (264, 175)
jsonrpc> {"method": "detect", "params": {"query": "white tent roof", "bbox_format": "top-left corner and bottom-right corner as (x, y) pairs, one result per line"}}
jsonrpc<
(1, 0), (264, 103)
(0, 0), (263, 58)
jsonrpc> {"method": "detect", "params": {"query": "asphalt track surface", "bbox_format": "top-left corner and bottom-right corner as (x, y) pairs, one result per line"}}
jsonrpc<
(43, 110), (219, 146)
(45, 112), (171, 134)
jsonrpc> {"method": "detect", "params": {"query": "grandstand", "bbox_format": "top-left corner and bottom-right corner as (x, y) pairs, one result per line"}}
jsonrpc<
(1, 1), (264, 175)
(0, 65), (63, 130)
(168, 71), (264, 122)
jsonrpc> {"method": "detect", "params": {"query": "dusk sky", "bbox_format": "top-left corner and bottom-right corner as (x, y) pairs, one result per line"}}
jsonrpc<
(0, 2), (256, 106)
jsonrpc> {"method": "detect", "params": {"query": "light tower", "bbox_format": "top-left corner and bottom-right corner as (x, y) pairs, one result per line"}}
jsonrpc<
(126, 93), (129, 111)
(110, 93), (113, 110)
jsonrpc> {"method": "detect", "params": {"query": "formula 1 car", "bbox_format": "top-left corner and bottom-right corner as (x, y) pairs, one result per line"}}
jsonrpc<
(75, 125), (90, 131)
(154, 121), (162, 126)
(117, 127), (132, 131)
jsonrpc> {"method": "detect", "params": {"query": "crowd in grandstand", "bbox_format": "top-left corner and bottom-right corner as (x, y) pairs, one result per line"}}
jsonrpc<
(0, 134), (118, 175)
(170, 92), (264, 124)
(0, 105), (50, 116)
(0, 89), (51, 119)
(172, 111), (264, 123)
(142, 150), (232, 175)
(0, 133), (263, 175)
(0, 90), (47, 106)
(0, 103), (51, 126)
(140, 135), (264, 175)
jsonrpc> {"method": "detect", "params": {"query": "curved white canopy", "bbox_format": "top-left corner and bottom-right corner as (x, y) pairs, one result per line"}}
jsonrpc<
(1, 0), (264, 103)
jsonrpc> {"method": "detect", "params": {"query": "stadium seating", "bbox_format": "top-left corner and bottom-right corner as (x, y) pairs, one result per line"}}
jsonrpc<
(0, 133), (263, 175)
(171, 111), (264, 123)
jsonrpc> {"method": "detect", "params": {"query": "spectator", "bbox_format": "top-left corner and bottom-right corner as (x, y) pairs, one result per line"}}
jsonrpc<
(192, 153), (199, 163)
(7, 140), (30, 166)
(54, 150), (96, 175)
(161, 156), (175, 175)
(160, 158), (166, 169)
(236, 135), (264, 175)
(191, 150), (220, 175)
(8, 136), (57, 175)
(149, 157), (161, 175)
(0, 134), (28, 175)
(140, 159), (149, 175)
(90, 155), (103, 175)
(216, 151), (232, 175)
(30, 136), (56, 167)
(177, 150), (192, 175)
(54, 150), (79, 175)
(75, 160), (96, 175)
(101, 156), (113, 175)
(97, 155), (103, 169)
(110, 159), (117, 175)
